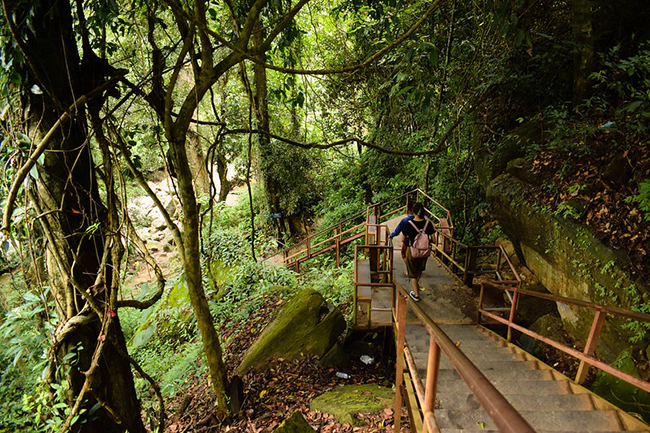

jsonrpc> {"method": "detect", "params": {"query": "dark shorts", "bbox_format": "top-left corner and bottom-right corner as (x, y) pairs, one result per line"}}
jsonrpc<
(405, 247), (428, 279)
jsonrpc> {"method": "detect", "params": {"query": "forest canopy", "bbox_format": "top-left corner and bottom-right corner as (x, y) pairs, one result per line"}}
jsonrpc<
(0, 0), (649, 431)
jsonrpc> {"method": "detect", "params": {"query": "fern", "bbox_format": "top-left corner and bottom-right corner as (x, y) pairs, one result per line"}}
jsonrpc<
(626, 179), (650, 221)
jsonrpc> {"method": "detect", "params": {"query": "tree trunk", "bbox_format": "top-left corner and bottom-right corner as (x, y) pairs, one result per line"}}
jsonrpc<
(572, 0), (595, 106)
(187, 130), (212, 197)
(3, 0), (145, 431)
(167, 131), (231, 414)
(251, 20), (292, 239)
(216, 152), (233, 202)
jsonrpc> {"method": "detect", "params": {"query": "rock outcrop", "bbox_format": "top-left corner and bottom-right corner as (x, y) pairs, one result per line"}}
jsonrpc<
(127, 179), (180, 253)
(237, 288), (347, 374)
(485, 167), (649, 363)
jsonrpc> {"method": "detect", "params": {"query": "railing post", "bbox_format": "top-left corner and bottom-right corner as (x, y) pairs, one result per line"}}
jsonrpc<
(306, 235), (311, 259)
(423, 334), (440, 430)
(507, 288), (519, 342)
(394, 294), (407, 432)
(576, 309), (606, 384)
(335, 238), (340, 268)
(496, 247), (503, 276)
(478, 283), (485, 325)
(464, 246), (478, 287)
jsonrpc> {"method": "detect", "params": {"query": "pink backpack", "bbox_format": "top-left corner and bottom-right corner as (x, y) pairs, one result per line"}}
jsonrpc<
(409, 220), (431, 258)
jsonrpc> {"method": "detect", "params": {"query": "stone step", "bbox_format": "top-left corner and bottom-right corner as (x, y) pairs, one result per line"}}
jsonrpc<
(436, 409), (623, 432)
(436, 377), (573, 396)
(408, 341), (521, 358)
(412, 355), (539, 372)
(407, 324), (500, 342)
(436, 392), (595, 412)
(438, 324), (498, 339)
(440, 430), (646, 433)
(406, 334), (511, 353)
(425, 365), (556, 383)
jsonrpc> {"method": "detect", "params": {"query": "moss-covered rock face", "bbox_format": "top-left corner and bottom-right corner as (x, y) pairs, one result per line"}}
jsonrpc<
(309, 384), (394, 427)
(273, 411), (316, 433)
(486, 173), (650, 363)
(591, 349), (650, 424)
(237, 289), (347, 374)
(474, 121), (543, 187)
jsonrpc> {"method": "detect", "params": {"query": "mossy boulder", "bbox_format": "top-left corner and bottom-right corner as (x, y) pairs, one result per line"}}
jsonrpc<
(309, 384), (394, 427)
(237, 289), (346, 374)
(591, 349), (650, 424)
(518, 313), (566, 356)
(273, 411), (316, 432)
(318, 341), (352, 369)
(474, 121), (543, 187)
(486, 173), (650, 363)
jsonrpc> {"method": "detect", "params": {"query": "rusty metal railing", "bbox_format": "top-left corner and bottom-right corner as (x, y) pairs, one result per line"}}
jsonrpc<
(278, 189), (441, 271)
(353, 239), (395, 329)
(431, 231), (522, 290)
(393, 284), (536, 433)
(479, 281), (650, 393)
(281, 211), (368, 271)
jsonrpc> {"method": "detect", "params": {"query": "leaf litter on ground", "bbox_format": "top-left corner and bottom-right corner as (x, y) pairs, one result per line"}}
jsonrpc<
(165, 294), (410, 432)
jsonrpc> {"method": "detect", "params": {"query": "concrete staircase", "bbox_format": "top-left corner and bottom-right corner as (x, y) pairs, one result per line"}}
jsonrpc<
(405, 323), (650, 432)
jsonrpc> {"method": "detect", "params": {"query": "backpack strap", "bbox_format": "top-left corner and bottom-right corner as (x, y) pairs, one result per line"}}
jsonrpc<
(408, 219), (424, 233)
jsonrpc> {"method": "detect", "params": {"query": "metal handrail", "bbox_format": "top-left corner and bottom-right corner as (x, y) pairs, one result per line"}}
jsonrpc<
(353, 240), (394, 328)
(276, 188), (452, 265)
(394, 283), (535, 433)
(479, 281), (650, 393)
(431, 230), (521, 289)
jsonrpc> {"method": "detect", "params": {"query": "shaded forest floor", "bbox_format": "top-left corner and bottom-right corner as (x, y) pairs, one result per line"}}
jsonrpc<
(164, 295), (410, 432)
(524, 125), (650, 277)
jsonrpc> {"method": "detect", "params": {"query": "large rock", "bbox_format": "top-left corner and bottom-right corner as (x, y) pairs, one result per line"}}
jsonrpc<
(591, 349), (650, 422)
(237, 289), (347, 374)
(273, 411), (316, 433)
(309, 384), (393, 427)
(473, 121), (543, 187)
(486, 173), (650, 363)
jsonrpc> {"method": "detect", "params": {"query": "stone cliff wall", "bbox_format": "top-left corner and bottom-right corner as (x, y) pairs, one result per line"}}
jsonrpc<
(485, 169), (650, 363)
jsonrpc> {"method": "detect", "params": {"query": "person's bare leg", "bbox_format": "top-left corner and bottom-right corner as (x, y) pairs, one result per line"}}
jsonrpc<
(411, 278), (419, 297)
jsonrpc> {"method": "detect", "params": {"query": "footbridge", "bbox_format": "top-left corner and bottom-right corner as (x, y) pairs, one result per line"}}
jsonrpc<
(275, 189), (650, 432)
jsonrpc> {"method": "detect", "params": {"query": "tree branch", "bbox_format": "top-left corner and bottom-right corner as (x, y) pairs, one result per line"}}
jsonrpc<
(178, 0), (442, 76)
(108, 121), (185, 264)
(222, 113), (464, 156)
(1, 74), (125, 234)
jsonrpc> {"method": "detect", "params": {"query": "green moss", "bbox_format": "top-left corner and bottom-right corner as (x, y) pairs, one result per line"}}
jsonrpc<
(275, 411), (316, 432)
(591, 349), (650, 425)
(237, 288), (346, 374)
(309, 384), (394, 427)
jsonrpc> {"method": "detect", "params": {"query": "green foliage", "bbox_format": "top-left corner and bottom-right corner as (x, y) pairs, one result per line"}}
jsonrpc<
(300, 262), (354, 313)
(591, 349), (650, 424)
(625, 179), (650, 222)
(203, 228), (251, 266)
(0, 288), (69, 432)
(211, 260), (297, 322)
(590, 43), (650, 132)
(123, 276), (203, 404)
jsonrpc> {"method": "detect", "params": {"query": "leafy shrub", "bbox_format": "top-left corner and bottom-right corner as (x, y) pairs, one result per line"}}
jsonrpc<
(626, 179), (650, 221)
(0, 289), (60, 432)
(300, 262), (354, 312)
(204, 229), (251, 266)
(211, 260), (297, 323)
